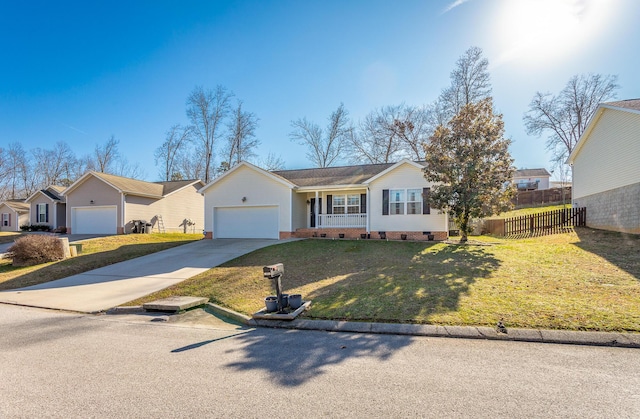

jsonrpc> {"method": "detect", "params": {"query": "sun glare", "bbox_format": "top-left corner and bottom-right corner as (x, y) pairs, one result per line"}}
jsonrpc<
(491, 0), (614, 68)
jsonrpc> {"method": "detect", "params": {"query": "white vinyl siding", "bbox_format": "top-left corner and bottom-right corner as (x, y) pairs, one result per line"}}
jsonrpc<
(572, 108), (640, 200)
(369, 162), (447, 232)
(202, 164), (291, 236)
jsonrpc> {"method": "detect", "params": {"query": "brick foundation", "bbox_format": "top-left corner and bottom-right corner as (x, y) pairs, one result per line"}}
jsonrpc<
(292, 228), (447, 241)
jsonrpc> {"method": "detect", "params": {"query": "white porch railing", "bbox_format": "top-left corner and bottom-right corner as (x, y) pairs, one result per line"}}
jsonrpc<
(318, 213), (366, 228)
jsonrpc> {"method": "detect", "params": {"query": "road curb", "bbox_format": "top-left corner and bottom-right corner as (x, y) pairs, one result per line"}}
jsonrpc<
(203, 304), (640, 348)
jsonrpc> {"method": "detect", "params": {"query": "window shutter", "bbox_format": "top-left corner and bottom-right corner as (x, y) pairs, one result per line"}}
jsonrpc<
(382, 189), (389, 215)
(318, 198), (322, 214)
(360, 194), (366, 214)
(326, 195), (333, 215)
(45, 203), (49, 222)
(422, 188), (430, 214)
(8, 213), (11, 227)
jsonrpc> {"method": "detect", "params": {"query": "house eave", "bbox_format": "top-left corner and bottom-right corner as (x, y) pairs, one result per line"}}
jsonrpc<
(296, 184), (368, 192)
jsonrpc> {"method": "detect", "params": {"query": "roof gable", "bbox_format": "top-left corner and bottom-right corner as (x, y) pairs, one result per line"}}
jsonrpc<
(364, 159), (426, 184)
(199, 161), (296, 194)
(25, 185), (66, 203)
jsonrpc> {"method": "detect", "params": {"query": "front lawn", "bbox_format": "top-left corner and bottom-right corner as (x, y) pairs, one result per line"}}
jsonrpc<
(131, 228), (640, 332)
(0, 233), (202, 290)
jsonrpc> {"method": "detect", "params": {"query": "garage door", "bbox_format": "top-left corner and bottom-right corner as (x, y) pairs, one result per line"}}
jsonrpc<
(72, 206), (117, 234)
(214, 206), (279, 239)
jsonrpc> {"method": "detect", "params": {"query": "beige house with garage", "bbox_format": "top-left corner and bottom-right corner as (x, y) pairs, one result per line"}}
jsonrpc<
(62, 171), (205, 235)
(0, 200), (30, 232)
(199, 159), (448, 240)
(567, 99), (640, 234)
(25, 185), (66, 231)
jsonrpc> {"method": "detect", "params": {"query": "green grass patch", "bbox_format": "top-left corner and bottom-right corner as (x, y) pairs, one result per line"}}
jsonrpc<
(0, 233), (202, 290)
(131, 229), (640, 332)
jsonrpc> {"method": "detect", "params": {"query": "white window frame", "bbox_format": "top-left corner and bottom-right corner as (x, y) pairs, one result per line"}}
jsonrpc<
(332, 194), (361, 215)
(37, 204), (46, 223)
(388, 188), (423, 215)
(2, 213), (8, 226)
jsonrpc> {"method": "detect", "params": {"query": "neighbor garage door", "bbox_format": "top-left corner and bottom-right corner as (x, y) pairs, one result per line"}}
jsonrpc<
(72, 206), (117, 234)
(214, 206), (279, 239)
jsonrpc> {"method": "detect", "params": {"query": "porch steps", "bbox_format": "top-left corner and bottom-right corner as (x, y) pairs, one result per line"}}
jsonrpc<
(156, 214), (166, 233)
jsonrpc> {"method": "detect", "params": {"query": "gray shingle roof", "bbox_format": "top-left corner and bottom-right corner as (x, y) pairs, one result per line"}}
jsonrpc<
(604, 99), (640, 111)
(2, 199), (29, 213)
(90, 172), (202, 197)
(273, 163), (396, 187)
(514, 168), (551, 178)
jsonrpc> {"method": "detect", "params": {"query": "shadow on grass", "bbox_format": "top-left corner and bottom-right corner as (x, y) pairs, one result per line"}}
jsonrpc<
(0, 240), (196, 291)
(212, 239), (501, 323)
(302, 243), (501, 322)
(573, 227), (640, 281)
(222, 327), (414, 387)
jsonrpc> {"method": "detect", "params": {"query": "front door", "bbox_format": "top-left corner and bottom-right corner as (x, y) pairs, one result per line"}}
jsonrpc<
(309, 198), (321, 228)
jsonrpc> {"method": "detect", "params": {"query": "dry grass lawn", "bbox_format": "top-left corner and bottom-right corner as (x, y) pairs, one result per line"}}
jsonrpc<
(131, 228), (640, 332)
(0, 233), (202, 290)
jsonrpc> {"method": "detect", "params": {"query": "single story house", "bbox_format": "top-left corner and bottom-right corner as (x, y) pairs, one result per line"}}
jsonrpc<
(25, 185), (66, 231)
(0, 199), (30, 232)
(62, 171), (205, 234)
(199, 159), (448, 240)
(513, 168), (551, 191)
(567, 99), (640, 234)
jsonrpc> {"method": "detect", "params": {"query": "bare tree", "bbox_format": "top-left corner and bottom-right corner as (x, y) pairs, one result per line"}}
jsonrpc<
(349, 104), (433, 164)
(94, 136), (120, 173)
(290, 103), (351, 168)
(222, 101), (259, 170)
(4, 142), (34, 198)
(186, 85), (233, 183)
(438, 46), (492, 121)
(256, 152), (286, 171)
(155, 124), (192, 181)
(524, 73), (619, 165)
(349, 105), (405, 164)
(31, 141), (75, 187)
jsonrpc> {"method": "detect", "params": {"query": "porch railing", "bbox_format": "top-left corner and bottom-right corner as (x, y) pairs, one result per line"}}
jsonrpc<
(318, 213), (366, 228)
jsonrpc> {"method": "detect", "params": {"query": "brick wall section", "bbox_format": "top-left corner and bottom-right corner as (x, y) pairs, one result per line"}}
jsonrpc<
(293, 228), (447, 241)
(575, 182), (640, 234)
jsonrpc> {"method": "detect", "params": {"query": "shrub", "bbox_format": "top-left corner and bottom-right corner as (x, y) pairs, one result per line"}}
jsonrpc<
(4, 235), (65, 266)
(20, 224), (31, 231)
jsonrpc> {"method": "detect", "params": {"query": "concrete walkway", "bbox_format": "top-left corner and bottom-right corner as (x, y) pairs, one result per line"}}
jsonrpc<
(0, 239), (294, 313)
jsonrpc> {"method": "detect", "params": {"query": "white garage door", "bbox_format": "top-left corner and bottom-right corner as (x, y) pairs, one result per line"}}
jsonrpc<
(214, 206), (279, 239)
(72, 206), (117, 234)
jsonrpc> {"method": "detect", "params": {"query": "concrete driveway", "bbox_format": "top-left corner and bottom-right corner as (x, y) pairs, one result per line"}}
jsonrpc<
(0, 238), (295, 313)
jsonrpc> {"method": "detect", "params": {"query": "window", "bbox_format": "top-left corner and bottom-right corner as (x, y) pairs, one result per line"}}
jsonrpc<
(332, 194), (361, 214)
(384, 188), (426, 215)
(332, 195), (345, 214)
(389, 189), (404, 215)
(406, 189), (423, 215)
(347, 194), (360, 214)
(2, 213), (8, 226)
(37, 204), (47, 223)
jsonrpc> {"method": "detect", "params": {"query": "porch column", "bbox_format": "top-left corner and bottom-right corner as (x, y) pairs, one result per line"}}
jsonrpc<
(315, 190), (319, 229)
(366, 187), (370, 233)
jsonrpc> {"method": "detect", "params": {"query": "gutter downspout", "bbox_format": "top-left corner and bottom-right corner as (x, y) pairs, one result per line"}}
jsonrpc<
(121, 193), (126, 234)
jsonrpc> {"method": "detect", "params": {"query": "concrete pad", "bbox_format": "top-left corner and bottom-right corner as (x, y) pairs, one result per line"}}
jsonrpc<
(252, 301), (311, 320)
(143, 296), (208, 313)
(0, 238), (297, 313)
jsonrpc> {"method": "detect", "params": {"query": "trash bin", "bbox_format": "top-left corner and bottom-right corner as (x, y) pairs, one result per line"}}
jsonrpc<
(145, 223), (152, 233)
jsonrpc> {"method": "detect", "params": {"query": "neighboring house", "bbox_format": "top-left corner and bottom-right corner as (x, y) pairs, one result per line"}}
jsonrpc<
(25, 185), (66, 230)
(567, 99), (640, 234)
(0, 200), (30, 232)
(513, 168), (551, 191)
(199, 159), (448, 240)
(62, 171), (205, 234)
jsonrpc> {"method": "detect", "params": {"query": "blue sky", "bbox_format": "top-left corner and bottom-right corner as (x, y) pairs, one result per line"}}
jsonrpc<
(1, 0), (638, 181)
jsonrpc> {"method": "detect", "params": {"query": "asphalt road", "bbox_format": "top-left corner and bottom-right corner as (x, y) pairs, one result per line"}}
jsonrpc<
(1, 304), (639, 418)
